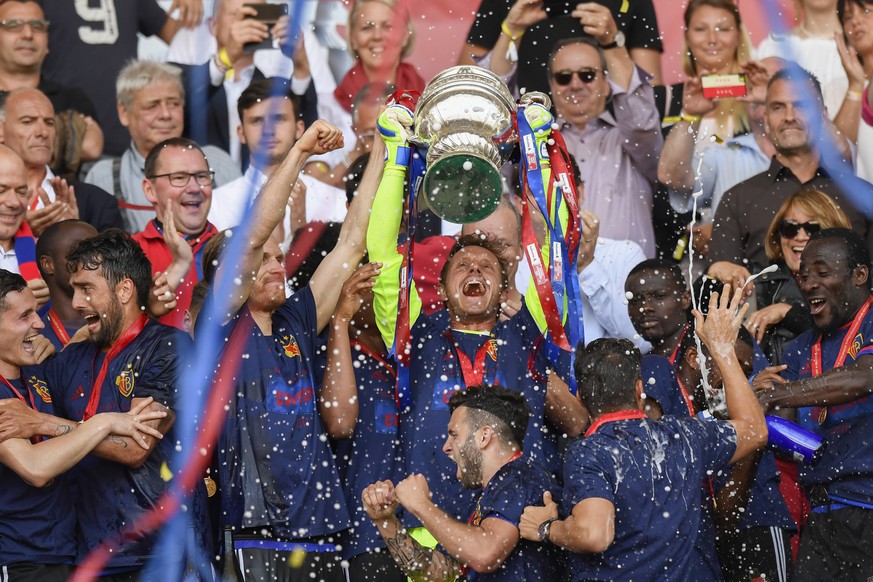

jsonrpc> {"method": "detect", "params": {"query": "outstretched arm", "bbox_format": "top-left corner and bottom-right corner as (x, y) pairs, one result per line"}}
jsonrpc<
(309, 137), (385, 332)
(0, 397), (166, 487)
(693, 285), (768, 462)
(215, 121), (344, 323)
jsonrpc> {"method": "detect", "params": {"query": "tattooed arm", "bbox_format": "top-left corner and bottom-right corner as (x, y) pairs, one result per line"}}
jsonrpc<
(0, 397), (166, 487)
(362, 480), (462, 581)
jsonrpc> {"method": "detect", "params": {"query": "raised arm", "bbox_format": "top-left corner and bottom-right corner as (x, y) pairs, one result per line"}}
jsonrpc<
(217, 121), (344, 322)
(367, 107), (422, 348)
(320, 262), (381, 439)
(308, 136), (385, 332)
(658, 78), (716, 193)
(693, 285), (768, 462)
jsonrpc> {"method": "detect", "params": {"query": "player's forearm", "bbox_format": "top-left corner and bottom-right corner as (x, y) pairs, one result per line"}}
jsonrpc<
(411, 500), (505, 572)
(764, 361), (873, 409)
(377, 514), (462, 581)
(319, 318), (359, 439)
(547, 514), (612, 554)
(714, 351), (767, 457)
(334, 137), (385, 257)
(250, 147), (309, 248)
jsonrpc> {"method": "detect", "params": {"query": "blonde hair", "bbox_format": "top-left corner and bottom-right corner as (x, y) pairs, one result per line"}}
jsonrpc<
(682, 0), (753, 138)
(347, 0), (415, 61)
(765, 189), (852, 262)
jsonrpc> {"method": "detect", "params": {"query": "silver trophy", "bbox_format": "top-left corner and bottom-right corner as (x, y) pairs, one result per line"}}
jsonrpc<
(412, 66), (550, 223)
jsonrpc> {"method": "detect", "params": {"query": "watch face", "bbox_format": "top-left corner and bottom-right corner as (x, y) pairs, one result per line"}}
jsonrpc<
(615, 30), (626, 47)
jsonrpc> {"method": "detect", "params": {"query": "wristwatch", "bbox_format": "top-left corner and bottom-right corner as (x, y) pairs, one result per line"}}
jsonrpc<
(537, 518), (559, 543)
(600, 30), (626, 50)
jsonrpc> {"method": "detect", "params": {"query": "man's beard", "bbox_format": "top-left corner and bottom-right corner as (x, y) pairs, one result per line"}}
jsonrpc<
(457, 434), (484, 489)
(93, 296), (124, 349)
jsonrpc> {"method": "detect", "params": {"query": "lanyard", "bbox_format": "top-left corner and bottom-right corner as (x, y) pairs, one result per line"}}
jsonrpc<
(675, 374), (697, 416)
(584, 409), (648, 438)
(810, 296), (872, 425)
(47, 309), (72, 347)
(1, 374), (41, 443)
(82, 314), (148, 421)
(668, 326), (689, 366)
(446, 330), (498, 387)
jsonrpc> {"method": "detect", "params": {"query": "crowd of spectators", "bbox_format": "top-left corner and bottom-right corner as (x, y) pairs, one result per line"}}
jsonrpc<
(0, 0), (871, 580)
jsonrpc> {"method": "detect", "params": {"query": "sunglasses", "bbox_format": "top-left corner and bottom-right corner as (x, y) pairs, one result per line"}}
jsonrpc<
(552, 68), (599, 86)
(778, 220), (821, 239)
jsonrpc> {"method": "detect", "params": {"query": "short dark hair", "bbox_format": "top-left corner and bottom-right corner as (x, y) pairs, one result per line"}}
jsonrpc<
(448, 385), (530, 449)
(144, 137), (208, 179)
(548, 37), (607, 75)
(65, 229), (152, 308)
(439, 233), (510, 292)
(0, 269), (26, 312)
(237, 77), (301, 121)
(574, 338), (641, 416)
(807, 227), (872, 287)
(627, 258), (687, 290)
(36, 219), (94, 262)
(768, 64), (823, 102)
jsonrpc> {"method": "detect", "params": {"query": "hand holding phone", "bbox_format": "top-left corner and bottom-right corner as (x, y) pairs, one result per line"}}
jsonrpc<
(243, 3), (289, 53)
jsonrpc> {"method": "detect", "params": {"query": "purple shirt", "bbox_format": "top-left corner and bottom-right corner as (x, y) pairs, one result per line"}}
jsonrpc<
(559, 67), (663, 257)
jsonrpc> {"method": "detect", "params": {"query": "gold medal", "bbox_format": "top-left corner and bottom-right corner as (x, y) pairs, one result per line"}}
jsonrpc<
(817, 407), (828, 426)
(204, 476), (217, 497)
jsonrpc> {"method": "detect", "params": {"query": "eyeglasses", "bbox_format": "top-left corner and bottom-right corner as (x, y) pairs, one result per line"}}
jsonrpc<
(0, 19), (49, 33)
(148, 171), (214, 188)
(552, 68), (600, 86)
(778, 220), (821, 239)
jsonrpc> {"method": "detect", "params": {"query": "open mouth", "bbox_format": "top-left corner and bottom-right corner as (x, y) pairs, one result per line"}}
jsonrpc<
(83, 313), (101, 331)
(22, 333), (38, 353)
(180, 199), (203, 210)
(463, 281), (486, 297)
(808, 297), (826, 316)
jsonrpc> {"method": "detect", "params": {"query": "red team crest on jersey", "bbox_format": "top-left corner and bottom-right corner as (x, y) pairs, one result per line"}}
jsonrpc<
(28, 376), (51, 403)
(848, 333), (864, 360)
(115, 366), (135, 398)
(282, 336), (301, 359)
(486, 339), (498, 362)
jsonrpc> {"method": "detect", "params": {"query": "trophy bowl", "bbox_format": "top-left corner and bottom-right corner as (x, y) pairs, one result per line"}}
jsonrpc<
(413, 66), (516, 223)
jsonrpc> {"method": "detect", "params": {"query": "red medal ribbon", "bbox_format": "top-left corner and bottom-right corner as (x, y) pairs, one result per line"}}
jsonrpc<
(446, 330), (498, 387)
(47, 309), (72, 347)
(585, 409), (648, 438)
(675, 375), (697, 416)
(810, 297), (872, 425)
(668, 326), (689, 367)
(82, 314), (148, 421)
(351, 339), (397, 380)
(1, 374), (41, 443)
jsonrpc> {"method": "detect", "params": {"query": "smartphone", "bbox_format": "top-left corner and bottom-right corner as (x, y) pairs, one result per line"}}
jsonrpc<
(243, 2), (289, 53)
(701, 74), (747, 99)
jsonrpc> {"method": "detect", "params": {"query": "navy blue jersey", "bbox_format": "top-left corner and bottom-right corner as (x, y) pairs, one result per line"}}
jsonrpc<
(401, 304), (557, 526)
(42, 321), (209, 572)
(217, 287), (350, 539)
(642, 355), (794, 532)
(562, 415), (736, 581)
(467, 456), (564, 582)
(333, 342), (402, 559)
(782, 308), (873, 505)
(0, 372), (77, 566)
(40, 312), (77, 353)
